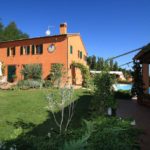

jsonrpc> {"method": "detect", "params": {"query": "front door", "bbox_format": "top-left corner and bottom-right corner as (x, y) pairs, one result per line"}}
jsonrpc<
(8, 65), (16, 82)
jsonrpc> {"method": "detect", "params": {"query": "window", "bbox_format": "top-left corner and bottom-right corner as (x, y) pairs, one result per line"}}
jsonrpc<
(32, 45), (35, 54)
(20, 46), (30, 55)
(36, 44), (43, 54)
(70, 45), (73, 54)
(7, 47), (15, 57)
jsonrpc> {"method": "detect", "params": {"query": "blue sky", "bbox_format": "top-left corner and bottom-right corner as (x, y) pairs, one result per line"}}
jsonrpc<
(0, 0), (150, 69)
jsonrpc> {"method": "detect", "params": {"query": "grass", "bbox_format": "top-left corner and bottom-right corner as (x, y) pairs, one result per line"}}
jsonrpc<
(0, 88), (92, 141)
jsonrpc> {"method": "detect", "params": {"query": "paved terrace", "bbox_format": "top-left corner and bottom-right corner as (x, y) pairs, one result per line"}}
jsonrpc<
(117, 99), (150, 150)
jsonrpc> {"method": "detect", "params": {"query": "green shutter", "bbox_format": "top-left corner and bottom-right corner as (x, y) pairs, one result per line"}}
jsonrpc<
(80, 51), (82, 59)
(7, 48), (10, 56)
(20, 47), (23, 55)
(40, 44), (43, 54)
(32, 45), (35, 55)
(27, 46), (30, 55)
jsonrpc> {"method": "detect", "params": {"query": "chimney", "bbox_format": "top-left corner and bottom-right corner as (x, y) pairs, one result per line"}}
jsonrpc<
(60, 23), (67, 34)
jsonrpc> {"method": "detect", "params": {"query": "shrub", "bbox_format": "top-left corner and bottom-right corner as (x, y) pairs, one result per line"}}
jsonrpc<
(2, 117), (141, 150)
(50, 63), (65, 87)
(43, 80), (52, 88)
(92, 71), (117, 115)
(71, 62), (90, 87)
(21, 64), (42, 80)
(114, 90), (132, 99)
(17, 79), (43, 89)
(63, 117), (141, 150)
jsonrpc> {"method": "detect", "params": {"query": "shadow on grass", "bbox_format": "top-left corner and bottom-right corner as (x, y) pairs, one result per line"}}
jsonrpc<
(4, 91), (93, 149)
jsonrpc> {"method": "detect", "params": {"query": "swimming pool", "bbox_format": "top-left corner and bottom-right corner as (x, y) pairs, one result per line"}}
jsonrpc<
(115, 84), (132, 91)
(115, 84), (150, 93)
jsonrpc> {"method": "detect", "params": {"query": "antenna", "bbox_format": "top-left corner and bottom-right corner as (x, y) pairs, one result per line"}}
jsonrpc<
(45, 26), (51, 36)
(45, 25), (55, 36)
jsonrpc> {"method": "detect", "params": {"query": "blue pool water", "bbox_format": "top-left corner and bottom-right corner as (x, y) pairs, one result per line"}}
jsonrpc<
(115, 84), (150, 93)
(115, 84), (132, 91)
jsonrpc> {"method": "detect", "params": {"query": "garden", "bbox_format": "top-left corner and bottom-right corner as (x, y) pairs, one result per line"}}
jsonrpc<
(0, 63), (141, 150)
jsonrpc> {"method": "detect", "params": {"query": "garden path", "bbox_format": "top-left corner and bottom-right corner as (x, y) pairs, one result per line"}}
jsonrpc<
(117, 99), (150, 150)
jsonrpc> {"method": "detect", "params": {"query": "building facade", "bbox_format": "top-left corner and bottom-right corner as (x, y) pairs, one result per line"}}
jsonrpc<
(0, 23), (87, 85)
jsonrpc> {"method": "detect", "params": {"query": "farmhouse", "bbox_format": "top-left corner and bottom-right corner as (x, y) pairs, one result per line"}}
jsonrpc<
(0, 23), (87, 85)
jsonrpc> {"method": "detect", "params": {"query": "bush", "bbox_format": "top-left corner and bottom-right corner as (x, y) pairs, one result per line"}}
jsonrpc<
(17, 79), (43, 89)
(50, 63), (65, 87)
(21, 64), (42, 80)
(43, 80), (52, 88)
(63, 117), (141, 150)
(114, 90), (132, 99)
(92, 71), (117, 115)
(2, 117), (141, 150)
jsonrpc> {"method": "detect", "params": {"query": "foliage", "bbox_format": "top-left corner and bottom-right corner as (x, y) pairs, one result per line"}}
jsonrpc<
(131, 60), (144, 98)
(114, 90), (132, 99)
(17, 79), (43, 89)
(87, 56), (132, 79)
(87, 56), (119, 71)
(1, 62), (5, 75)
(62, 120), (94, 150)
(72, 62), (90, 87)
(46, 86), (75, 134)
(92, 70), (117, 115)
(43, 80), (52, 88)
(62, 117), (141, 150)
(50, 63), (65, 87)
(0, 21), (29, 42)
(87, 117), (141, 150)
(21, 64), (42, 80)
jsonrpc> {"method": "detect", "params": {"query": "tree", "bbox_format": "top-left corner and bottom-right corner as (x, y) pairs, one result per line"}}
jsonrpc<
(131, 60), (144, 103)
(96, 57), (104, 71)
(91, 55), (97, 70)
(46, 86), (75, 134)
(87, 56), (92, 68)
(109, 59), (114, 71)
(113, 61), (118, 71)
(0, 21), (29, 42)
(92, 70), (117, 115)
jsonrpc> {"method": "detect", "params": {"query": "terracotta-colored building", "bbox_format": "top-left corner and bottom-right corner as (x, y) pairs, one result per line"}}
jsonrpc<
(134, 44), (150, 105)
(0, 23), (87, 85)
(134, 44), (150, 94)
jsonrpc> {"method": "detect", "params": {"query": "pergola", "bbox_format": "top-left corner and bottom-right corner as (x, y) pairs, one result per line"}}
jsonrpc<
(134, 44), (150, 95)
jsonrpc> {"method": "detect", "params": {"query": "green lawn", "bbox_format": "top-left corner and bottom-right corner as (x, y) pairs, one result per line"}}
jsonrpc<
(0, 89), (92, 141)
